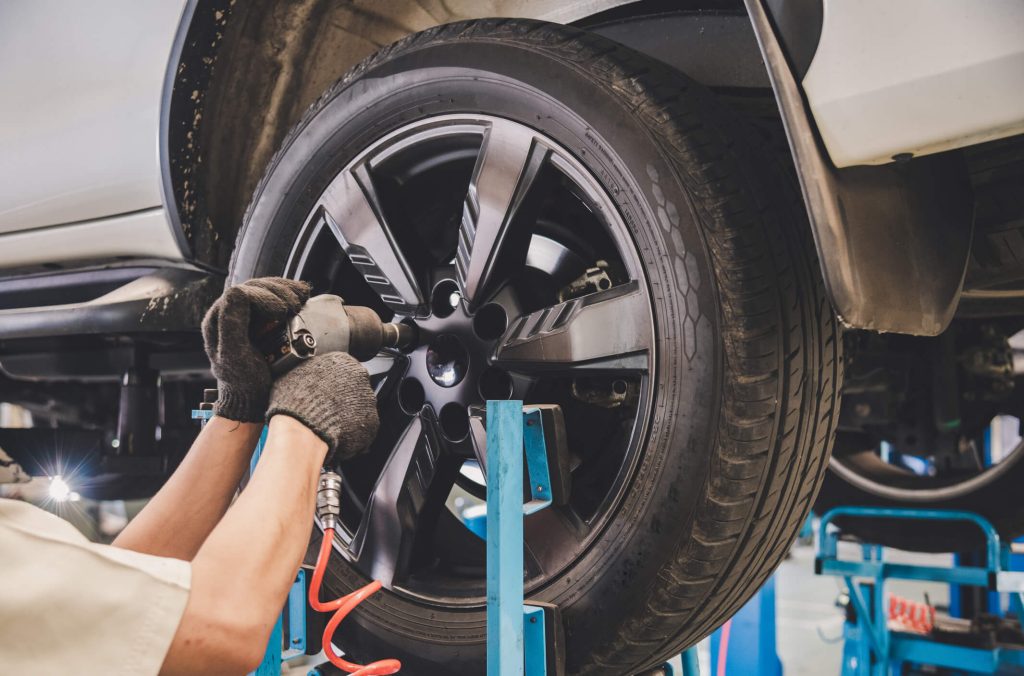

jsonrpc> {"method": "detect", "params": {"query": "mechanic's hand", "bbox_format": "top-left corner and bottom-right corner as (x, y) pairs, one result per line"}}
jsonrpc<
(202, 277), (311, 422)
(266, 352), (380, 464)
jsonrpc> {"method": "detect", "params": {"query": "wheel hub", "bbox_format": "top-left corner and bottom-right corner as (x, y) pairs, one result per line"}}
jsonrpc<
(400, 283), (510, 442)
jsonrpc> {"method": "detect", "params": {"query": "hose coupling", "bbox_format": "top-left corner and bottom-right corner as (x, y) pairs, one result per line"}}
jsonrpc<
(317, 471), (343, 531)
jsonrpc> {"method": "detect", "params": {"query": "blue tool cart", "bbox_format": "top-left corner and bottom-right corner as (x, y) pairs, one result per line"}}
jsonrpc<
(817, 506), (1024, 675)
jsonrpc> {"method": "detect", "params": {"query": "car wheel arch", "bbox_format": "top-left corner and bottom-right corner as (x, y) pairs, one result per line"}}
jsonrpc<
(161, 1), (778, 266)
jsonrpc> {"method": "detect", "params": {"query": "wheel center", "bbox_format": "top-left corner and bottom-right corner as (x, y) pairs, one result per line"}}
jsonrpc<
(425, 334), (469, 388)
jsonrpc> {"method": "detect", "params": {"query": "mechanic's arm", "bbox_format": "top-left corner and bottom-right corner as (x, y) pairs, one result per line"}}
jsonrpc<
(112, 418), (262, 559)
(113, 277), (311, 560)
(161, 353), (379, 675)
(160, 416), (324, 675)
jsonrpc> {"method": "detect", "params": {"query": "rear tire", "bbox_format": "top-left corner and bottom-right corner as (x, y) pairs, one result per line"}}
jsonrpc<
(231, 19), (842, 674)
(816, 444), (1024, 552)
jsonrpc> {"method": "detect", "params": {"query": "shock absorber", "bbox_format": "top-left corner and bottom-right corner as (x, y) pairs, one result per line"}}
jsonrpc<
(311, 472), (401, 675)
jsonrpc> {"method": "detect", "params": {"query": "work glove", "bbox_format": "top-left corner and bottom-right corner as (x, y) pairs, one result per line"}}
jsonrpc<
(266, 352), (380, 464)
(201, 277), (311, 422)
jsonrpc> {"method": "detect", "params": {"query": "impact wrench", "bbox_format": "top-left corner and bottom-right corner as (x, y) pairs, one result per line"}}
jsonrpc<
(258, 294), (411, 674)
(256, 294), (415, 375)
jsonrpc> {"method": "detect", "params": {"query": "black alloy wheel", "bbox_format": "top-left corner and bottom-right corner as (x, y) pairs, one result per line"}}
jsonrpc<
(282, 112), (656, 601)
(818, 415), (1024, 552)
(816, 323), (1024, 553)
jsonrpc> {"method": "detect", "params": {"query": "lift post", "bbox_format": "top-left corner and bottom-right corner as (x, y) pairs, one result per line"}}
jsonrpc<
(486, 400), (562, 676)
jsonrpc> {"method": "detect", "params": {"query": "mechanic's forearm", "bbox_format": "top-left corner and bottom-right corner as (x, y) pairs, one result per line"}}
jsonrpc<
(161, 416), (326, 675)
(112, 416), (262, 559)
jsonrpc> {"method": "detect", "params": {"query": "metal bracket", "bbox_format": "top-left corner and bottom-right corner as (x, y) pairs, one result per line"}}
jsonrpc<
(522, 407), (553, 515)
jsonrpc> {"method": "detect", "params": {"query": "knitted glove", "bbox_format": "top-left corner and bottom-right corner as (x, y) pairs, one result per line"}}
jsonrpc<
(201, 277), (311, 422)
(266, 352), (380, 464)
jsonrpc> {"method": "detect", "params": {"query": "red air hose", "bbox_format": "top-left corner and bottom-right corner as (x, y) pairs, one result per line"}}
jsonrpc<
(309, 528), (401, 675)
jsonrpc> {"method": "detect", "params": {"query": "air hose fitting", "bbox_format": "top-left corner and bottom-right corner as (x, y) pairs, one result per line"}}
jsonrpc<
(316, 471), (342, 531)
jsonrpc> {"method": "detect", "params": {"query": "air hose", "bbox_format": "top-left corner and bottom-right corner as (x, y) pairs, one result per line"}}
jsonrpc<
(311, 472), (401, 675)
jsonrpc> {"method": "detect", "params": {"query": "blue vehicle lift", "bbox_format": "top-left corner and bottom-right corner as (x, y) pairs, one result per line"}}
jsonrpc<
(486, 400), (560, 676)
(817, 506), (1024, 675)
(485, 401), (704, 676)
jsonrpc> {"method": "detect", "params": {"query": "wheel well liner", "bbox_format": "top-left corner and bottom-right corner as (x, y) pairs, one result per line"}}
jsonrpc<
(745, 0), (973, 336)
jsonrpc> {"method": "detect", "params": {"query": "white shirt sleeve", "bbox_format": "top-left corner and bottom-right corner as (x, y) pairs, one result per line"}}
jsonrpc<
(0, 498), (192, 676)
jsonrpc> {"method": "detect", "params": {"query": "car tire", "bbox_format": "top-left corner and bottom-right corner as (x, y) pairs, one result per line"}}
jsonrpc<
(229, 19), (842, 674)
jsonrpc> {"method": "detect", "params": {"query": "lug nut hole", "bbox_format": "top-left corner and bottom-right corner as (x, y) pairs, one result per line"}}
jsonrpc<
(439, 403), (470, 441)
(473, 303), (507, 341)
(479, 367), (513, 401)
(398, 377), (425, 414)
(425, 334), (469, 388)
(430, 279), (461, 318)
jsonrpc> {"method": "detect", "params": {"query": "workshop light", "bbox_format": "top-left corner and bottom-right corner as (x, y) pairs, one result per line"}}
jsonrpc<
(48, 475), (74, 502)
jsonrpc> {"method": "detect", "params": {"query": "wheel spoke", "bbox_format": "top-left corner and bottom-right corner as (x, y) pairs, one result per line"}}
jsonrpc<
(364, 354), (398, 390)
(468, 411), (488, 471)
(523, 542), (546, 580)
(446, 407), (489, 471)
(456, 119), (552, 310)
(524, 506), (591, 574)
(492, 281), (651, 373)
(350, 415), (457, 587)
(320, 164), (427, 316)
(286, 213), (326, 280)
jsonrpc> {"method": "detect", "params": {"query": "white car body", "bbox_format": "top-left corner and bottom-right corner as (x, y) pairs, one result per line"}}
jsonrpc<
(804, 0), (1024, 167)
(0, 0), (1021, 268)
(0, 1), (187, 267)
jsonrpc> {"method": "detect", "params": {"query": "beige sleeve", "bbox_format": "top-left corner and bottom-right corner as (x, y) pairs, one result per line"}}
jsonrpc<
(0, 498), (192, 676)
